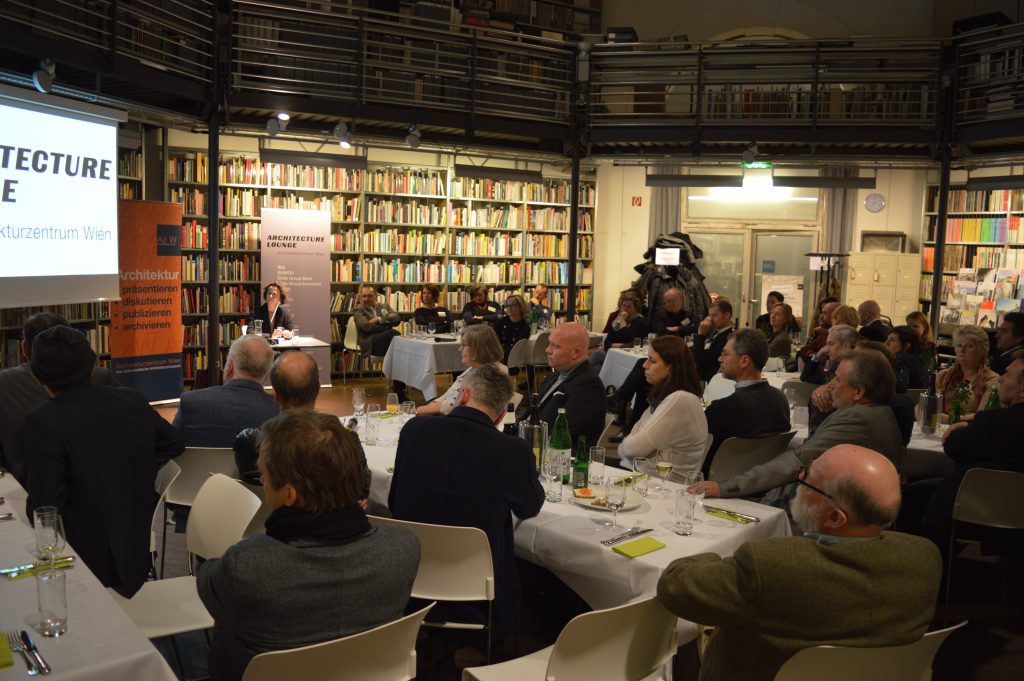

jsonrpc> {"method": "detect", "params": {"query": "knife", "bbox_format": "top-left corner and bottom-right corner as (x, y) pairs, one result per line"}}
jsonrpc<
(0, 512), (14, 521)
(703, 504), (761, 523)
(601, 528), (652, 546)
(21, 631), (51, 675)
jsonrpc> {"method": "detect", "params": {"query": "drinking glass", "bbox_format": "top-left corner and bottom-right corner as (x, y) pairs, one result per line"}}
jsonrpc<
(542, 449), (563, 503)
(352, 387), (367, 420)
(631, 457), (650, 497)
(36, 568), (67, 637)
(427, 322), (436, 336)
(632, 338), (642, 350)
(385, 392), (400, 416)
(654, 448), (676, 494)
(290, 326), (300, 339)
(589, 446), (606, 487)
(606, 485), (626, 529)
(673, 489), (697, 536)
(400, 401), (417, 422)
(686, 472), (705, 522)
(253, 319), (263, 335)
(33, 507), (65, 564)
(364, 403), (381, 445)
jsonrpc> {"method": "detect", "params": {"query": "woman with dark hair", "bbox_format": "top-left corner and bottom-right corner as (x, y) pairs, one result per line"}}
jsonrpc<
(618, 336), (709, 482)
(493, 294), (530, 363)
(413, 284), (451, 333)
(461, 284), (502, 325)
(254, 281), (295, 338)
(885, 325), (928, 391)
(603, 296), (647, 350)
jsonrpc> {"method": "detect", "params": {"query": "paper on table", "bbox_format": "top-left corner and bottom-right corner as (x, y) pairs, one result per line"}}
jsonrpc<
(612, 536), (666, 559)
(0, 635), (11, 669)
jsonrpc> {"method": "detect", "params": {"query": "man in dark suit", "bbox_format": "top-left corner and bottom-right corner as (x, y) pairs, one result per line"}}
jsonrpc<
(991, 312), (1024, 375)
(534, 322), (606, 448)
(25, 325), (184, 597)
(172, 334), (279, 447)
(0, 311), (120, 486)
(692, 299), (734, 383)
(650, 288), (696, 338)
(703, 329), (791, 475)
(389, 364), (544, 640)
(857, 299), (891, 342)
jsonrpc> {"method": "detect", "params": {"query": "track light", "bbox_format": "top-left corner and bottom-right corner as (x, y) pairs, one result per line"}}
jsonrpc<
(334, 122), (352, 149)
(33, 58), (56, 94)
(266, 114), (289, 137)
(405, 124), (422, 149)
(740, 143), (759, 165)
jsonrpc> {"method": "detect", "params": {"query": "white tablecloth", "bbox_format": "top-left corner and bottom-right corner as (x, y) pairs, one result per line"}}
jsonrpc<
(790, 422), (952, 480)
(361, 440), (791, 643)
(270, 335), (330, 349)
(0, 475), (177, 681)
(598, 347), (646, 388)
(382, 336), (464, 401)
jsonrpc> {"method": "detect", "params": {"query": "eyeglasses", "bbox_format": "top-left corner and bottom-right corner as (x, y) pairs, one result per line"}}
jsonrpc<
(796, 466), (847, 516)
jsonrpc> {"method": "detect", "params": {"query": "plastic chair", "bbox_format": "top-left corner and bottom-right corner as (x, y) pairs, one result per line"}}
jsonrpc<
(150, 460), (181, 579)
(944, 468), (1024, 624)
(241, 480), (272, 537)
(111, 474), (261, 641)
(527, 332), (551, 393)
(240, 603), (435, 681)
(763, 357), (786, 372)
(773, 621), (966, 681)
(368, 516), (496, 661)
(780, 380), (816, 407)
(462, 597), (678, 681)
(707, 431), (797, 483)
(702, 373), (736, 402)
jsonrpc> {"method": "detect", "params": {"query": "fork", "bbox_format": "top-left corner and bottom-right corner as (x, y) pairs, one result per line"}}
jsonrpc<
(6, 629), (38, 676)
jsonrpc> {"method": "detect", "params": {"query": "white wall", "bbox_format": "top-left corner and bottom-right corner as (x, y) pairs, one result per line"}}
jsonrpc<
(852, 168), (929, 252)
(594, 163), (651, 320)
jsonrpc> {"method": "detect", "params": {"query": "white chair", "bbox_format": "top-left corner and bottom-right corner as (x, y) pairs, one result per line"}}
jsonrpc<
(763, 357), (786, 372)
(241, 481), (272, 537)
(462, 597), (678, 681)
(160, 446), (239, 576)
(780, 380), (816, 407)
(773, 621), (966, 681)
(150, 460), (181, 579)
(368, 516), (496, 661)
(111, 474), (261, 641)
(707, 432), (797, 483)
(240, 603), (435, 681)
(527, 332), (551, 393)
(507, 338), (532, 390)
(702, 372), (736, 402)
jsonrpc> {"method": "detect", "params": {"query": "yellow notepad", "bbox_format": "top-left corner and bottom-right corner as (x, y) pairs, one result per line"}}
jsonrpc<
(612, 536), (666, 558)
(0, 634), (11, 669)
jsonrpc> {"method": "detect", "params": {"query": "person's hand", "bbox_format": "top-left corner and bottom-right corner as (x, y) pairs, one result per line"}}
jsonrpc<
(942, 414), (974, 441)
(691, 480), (720, 498)
(816, 344), (829, 360)
(283, 330), (293, 340)
(369, 316), (380, 325)
(698, 317), (713, 335)
(811, 384), (833, 412)
(667, 326), (680, 333)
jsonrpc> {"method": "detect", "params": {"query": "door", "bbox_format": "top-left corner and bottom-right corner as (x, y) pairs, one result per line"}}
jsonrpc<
(687, 231), (746, 318)
(751, 232), (816, 331)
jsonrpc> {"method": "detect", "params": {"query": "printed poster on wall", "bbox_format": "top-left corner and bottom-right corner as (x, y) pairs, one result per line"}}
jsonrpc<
(109, 201), (183, 401)
(761, 274), (805, 323)
(261, 208), (332, 385)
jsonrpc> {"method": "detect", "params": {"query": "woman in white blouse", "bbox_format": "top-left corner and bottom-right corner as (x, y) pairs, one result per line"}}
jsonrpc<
(618, 335), (709, 481)
(416, 323), (508, 415)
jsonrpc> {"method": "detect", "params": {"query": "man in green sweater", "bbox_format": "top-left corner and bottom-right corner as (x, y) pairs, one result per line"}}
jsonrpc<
(657, 444), (941, 681)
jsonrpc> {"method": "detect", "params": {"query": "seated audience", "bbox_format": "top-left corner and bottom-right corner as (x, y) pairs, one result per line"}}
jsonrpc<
(703, 330), (791, 476)
(692, 300), (735, 383)
(492, 294), (530, 365)
(413, 283), (452, 333)
(906, 310), (937, 371)
(25, 325), (184, 597)
(800, 323), (859, 385)
(650, 288), (696, 338)
(198, 411), (419, 681)
(253, 282), (295, 338)
(936, 325), (999, 422)
(603, 295), (647, 350)
(766, 302), (795, 361)
(697, 348), (904, 501)
(884, 326), (928, 391)
(601, 288), (644, 333)
(754, 290), (799, 336)
(618, 336), (708, 481)
(462, 284), (502, 325)
(417, 324), (507, 416)
(658, 444), (941, 681)
(797, 298), (839, 364)
(354, 285), (408, 400)
(992, 311), (1024, 375)
(390, 365), (543, 640)
(830, 304), (861, 329)
(528, 283), (553, 324)
(857, 300), (891, 342)
(173, 334), (279, 447)
(0, 311), (119, 486)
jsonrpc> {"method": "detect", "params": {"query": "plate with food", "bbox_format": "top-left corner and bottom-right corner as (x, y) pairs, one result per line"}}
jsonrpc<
(571, 487), (644, 512)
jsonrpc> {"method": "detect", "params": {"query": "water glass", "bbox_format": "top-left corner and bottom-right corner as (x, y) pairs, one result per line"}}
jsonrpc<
(674, 489), (697, 536)
(589, 446), (606, 487)
(352, 387), (366, 419)
(253, 319), (263, 335)
(400, 401), (417, 422)
(363, 403), (381, 445)
(632, 457), (650, 497)
(290, 326), (300, 339)
(33, 507), (65, 563)
(632, 338), (642, 350)
(541, 450), (563, 503)
(686, 471), (705, 522)
(36, 569), (67, 637)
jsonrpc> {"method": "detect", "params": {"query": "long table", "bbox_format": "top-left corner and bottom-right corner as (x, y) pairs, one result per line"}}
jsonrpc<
(360, 438), (790, 642)
(0, 475), (177, 681)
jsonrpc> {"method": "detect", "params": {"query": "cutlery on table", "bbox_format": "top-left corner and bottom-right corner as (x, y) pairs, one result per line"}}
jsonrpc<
(0, 512), (15, 522)
(702, 504), (761, 524)
(601, 521), (648, 546)
(1, 556), (76, 580)
(21, 630), (51, 675)
(5, 630), (38, 676)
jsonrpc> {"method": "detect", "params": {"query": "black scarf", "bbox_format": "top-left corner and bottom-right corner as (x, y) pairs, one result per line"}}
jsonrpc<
(264, 505), (371, 546)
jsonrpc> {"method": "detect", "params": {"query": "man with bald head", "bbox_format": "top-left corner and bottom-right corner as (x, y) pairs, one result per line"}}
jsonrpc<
(650, 288), (695, 338)
(857, 299), (891, 342)
(532, 322), (605, 447)
(658, 444), (941, 681)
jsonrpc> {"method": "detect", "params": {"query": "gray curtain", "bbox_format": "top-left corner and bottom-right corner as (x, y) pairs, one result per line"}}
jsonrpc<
(822, 166), (858, 299)
(648, 166), (682, 244)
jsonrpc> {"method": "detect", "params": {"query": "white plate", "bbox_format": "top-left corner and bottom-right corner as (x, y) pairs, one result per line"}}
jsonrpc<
(572, 489), (643, 512)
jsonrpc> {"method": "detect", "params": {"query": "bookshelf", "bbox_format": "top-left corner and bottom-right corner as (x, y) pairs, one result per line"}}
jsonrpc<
(164, 150), (596, 382)
(919, 184), (1024, 327)
(0, 303), (111, 370)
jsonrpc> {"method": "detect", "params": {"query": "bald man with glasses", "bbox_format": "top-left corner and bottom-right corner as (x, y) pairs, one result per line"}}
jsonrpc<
(657, 444), (941, 681)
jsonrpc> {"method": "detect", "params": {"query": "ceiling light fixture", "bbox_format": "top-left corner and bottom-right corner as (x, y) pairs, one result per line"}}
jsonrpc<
(334, 122), (352, 149)
(740, 142), (759, 165)
(405, 124), (422, 149)
(32, 58), (56, 94)
(266, 114), (289, 137)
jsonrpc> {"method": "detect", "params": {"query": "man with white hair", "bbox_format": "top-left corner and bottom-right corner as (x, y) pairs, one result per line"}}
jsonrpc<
(658, 444), (941, 681)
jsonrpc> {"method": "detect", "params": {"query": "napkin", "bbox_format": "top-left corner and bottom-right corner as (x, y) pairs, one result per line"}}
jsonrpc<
(0, 635), (11, 669)
(612, 536), (666, 559)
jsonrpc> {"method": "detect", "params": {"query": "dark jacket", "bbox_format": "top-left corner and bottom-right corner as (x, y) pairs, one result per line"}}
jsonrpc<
(859, 319), (891, 343)
(692, 327), (733, 383)
(462, 301), (502, 325)
(650, 308), (696, 338)
(26, 384), (184, 596)
(703, 381), (792, 476)
(254, 303), (294, 334)
(173, 378), (280, 448)
(492, 316), (530, 363)
(531, 360), (607, 448)
(604, 315), (647, 350)
(413, 306), (452, 333)
(389, 406), (544, 638)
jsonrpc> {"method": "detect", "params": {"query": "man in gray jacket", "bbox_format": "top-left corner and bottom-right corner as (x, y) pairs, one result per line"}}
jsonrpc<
(697, 348), (904, 500)
(198, 410), (420, 681)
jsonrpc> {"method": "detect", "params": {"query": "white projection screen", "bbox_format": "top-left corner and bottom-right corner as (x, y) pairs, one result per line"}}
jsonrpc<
(0, 85), (126, 307)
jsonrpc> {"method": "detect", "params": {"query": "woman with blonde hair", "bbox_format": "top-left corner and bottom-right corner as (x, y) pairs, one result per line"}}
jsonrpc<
(766, 303), (794, 359)
(830, 304), (860, 328)
(935, 325), (999, 421)
(416, 324), (508, 416)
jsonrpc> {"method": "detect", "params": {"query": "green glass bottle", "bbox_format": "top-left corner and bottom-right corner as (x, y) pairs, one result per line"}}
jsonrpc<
(984, 386), (1003, 411)
(949, 381), (970, 424)
(549, 408), (572, 486)
(571, 435), (589, 489)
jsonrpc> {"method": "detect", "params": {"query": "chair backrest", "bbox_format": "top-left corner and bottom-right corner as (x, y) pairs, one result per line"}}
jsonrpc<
(369, 516), (495, 602)
(773, 621), (967, 681)
(598, 411), (616, 445)
(241, 603), (435, 681)
(163, 447), (239, 508)
(187, 473), (261, 559)
(155, 459), (182, 500)
(544, 597), (678, 681)
(953, 468), (1024, 529)
(344, 316), (360, 353)
(702, 373), (736, 402)
(241, 481), (272, 537)
(763, 356), (786, 372)
(708, 431), (797, 482)
(506, 338), (531, 370)
(780, 380), (816, 406)
(529, 332), (550, 365)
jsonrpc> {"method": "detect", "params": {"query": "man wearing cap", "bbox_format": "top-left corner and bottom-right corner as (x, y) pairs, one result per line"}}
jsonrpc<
(25, 325), (184, 597)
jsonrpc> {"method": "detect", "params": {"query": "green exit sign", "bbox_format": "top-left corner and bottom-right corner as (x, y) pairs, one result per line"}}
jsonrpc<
(742, 161), (772, 169)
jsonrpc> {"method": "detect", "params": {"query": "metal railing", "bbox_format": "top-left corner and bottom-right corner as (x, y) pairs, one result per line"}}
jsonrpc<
(955, 22), (1024, 125)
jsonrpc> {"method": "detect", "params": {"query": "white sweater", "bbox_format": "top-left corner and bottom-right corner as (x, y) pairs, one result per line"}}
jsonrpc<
(618, 390), (709, 481)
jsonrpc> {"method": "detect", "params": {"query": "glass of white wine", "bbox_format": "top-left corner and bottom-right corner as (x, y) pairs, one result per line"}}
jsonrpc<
(605, 485), (626, 530)
(654, 448), (675, 495)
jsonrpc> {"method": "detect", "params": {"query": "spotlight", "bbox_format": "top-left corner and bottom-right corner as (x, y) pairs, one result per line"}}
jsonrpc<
(266, 115), (289, 136)
(276, 112), (290, 121)
(741, 143), (759, 165)
(33, 58), (56, 94)
(405, 124), (422, 149)
(334, 122), (352, 149)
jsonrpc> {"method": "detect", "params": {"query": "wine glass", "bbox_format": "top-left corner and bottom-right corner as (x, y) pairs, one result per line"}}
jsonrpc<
(385, 392), (400, 417)
(400, 400), (417, 423)
(352, 387), (366, 421)
(33, 508), (65, 564)
(605, 485), (626, 530)
(631, 457), (650, 498)
(654, 448), (676, 495)
(427, 322), (436, 336)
